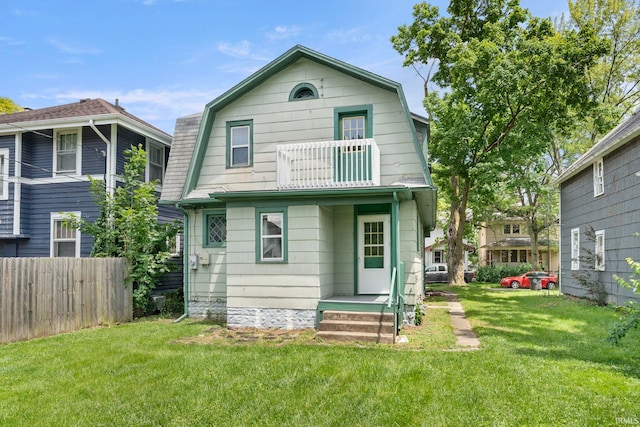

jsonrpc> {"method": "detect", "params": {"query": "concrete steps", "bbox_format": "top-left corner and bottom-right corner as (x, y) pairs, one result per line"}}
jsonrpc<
(316, 310), (396, 344)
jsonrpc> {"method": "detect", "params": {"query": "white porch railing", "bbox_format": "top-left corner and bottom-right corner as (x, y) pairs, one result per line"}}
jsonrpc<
(276, 139), (380, 190)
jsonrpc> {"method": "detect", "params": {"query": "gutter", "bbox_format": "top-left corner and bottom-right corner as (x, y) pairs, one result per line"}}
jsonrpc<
(173, 203), (190, 323)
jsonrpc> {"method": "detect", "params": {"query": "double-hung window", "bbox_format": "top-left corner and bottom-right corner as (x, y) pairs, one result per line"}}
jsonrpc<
(204, 211), (227, 247)
(54, 129), (81, 175)
(147, 141), (165, 184)
(256, 208), (287, 262)
(0, 148), (8, 200)
(226, 120), (253, 168)
(571, 228), (580, 270)
(334, 105), (373, 141)
(595, 229), (605, 271)
(51, 212), (80, 257)
(593, 158), (604, 196)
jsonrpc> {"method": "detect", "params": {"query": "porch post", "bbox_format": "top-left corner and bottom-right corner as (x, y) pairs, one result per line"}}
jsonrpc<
(392, 193), (401, 338)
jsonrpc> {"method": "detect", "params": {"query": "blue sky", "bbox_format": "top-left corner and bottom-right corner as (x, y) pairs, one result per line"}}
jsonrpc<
(1, 0), (568, 134)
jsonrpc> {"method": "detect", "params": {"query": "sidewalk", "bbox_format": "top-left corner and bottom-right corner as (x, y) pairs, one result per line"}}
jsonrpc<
(425, 291), (481, 350)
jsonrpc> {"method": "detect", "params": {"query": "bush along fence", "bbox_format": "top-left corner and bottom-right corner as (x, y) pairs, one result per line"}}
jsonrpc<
(0, 257), (131, 343)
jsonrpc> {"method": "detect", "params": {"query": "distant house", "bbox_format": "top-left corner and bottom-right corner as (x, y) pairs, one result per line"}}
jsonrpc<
(478, 217), (559, 272)
(160, 45), (437, 334)
(556, 112), (640, 305)
(425, 227), (474, 270)
(0, 98), (180, 265)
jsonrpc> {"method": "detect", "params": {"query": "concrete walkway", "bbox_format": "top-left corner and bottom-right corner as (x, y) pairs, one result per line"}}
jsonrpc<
(425, 291), (481, 350)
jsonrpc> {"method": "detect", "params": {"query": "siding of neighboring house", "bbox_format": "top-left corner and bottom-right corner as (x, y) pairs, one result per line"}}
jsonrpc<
(81, 126), (110, 175)
(116, 126), (146, 174)
(560, 137), (640, 304)
(192, 58), (423, 195)
(24, 131), (54, 179)
(15, 182), (99, 256)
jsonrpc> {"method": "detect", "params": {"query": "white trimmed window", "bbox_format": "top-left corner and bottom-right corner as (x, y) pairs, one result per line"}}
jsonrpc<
(227, 120), (253, 168)
(593, 158), (604, 196)
(256, 208), (287, 262)
(571, 228), (580, 270)
(0, 148), (8, 200)
(147, 141), (165, 184)
(51, 212), (81, 257)
(595, 229), (605, 271)
(54, 129), (81, 175)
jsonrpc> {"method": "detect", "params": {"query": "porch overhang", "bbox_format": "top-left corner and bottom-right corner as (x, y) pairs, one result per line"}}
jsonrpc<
(204, 184), (437, 230)
(482, 238), (559, 249)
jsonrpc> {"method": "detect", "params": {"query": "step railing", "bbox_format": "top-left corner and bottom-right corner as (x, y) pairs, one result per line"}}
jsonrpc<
(276, 139), (380, 189)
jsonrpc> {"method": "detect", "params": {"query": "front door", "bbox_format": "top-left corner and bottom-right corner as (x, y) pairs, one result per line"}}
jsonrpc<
(357, 214), (390, 294)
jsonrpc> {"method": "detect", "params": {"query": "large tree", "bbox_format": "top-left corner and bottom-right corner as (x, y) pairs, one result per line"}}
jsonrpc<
(491, 0), (640, 271)
(392, 0), (607, 284)
(548, 0), (640, 177)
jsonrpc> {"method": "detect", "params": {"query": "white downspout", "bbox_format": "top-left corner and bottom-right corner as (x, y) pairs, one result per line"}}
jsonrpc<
(88, 120), (113, 196)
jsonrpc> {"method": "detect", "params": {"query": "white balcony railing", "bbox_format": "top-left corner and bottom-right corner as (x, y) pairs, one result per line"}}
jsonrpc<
(276, 139), (380, 190)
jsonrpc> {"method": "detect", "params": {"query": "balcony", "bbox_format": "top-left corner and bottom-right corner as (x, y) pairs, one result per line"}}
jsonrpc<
(276, 139), (380, 190)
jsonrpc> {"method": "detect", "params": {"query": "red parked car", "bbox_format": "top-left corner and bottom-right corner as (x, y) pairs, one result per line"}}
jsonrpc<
(500, 271), (558, 290)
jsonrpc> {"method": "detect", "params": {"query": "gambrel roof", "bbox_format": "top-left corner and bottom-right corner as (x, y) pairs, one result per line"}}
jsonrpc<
(557, 111), (640, 183)
(160, 44), (433, 204)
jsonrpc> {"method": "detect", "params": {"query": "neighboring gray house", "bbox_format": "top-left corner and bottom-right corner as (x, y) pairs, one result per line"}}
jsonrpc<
(556, 112), (640, 304)
(0, 98), (180, 268)
(160, 45), (437, 338)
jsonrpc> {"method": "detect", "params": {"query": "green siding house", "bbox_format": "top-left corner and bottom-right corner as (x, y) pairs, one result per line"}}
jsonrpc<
(160, 45), (436, 336)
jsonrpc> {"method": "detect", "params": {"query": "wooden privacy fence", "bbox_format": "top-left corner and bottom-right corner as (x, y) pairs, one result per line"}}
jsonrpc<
(0, 257), (131, 343)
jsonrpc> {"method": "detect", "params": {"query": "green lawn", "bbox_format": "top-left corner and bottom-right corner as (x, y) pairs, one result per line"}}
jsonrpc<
(1, 285), (639, 426)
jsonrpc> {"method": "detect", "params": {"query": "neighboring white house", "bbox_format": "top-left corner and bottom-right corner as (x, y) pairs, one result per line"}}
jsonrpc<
(425, 227), (474, 270)
(160, 45), (437, 332)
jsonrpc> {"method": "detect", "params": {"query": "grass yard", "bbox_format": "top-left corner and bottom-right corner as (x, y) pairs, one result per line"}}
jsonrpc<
(1, 284), (639, 426)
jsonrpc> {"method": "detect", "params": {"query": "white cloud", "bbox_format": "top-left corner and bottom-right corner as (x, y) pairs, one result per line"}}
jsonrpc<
(217, 40), (252, 58)
(48, 38), (101, 55)
(0, 36), (25, 46)
(327, 27), (371, 43)
(267, 25), (301, 40)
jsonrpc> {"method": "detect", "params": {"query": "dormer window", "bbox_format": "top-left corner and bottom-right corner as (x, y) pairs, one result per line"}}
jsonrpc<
(289, 83), (318, 101)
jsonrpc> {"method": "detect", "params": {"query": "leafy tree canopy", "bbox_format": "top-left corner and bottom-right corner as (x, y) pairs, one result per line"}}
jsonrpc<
(392, 0), (608, 283)
(0, 97), (22, 114)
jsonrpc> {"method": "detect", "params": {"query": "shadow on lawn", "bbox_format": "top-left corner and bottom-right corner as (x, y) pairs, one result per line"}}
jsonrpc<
(455, 286), (640, 379)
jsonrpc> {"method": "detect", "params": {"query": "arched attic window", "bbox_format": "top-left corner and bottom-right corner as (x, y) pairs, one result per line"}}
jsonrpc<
(289, 83), (319, 101)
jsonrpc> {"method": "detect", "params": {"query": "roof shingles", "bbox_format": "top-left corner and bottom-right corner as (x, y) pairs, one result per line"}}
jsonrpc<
(0, 98), (170, 138)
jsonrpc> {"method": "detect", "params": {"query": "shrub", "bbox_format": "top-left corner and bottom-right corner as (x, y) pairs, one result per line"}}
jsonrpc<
(161, 288), (185, 316)
(476, 263), (533, 283)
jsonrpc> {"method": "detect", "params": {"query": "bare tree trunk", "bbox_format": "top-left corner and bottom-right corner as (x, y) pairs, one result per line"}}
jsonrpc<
(531, 229), (541, 270)
(447, 175), (469, 285)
